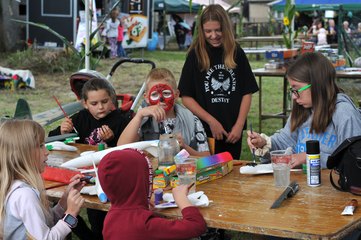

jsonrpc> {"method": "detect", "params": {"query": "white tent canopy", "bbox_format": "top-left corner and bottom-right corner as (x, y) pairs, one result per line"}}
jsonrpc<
(190, 0), (240, 13)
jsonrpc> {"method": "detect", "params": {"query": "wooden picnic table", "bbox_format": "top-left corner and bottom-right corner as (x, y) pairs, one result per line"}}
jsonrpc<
(237, 36), (285, 59)
(45, 144), (361, 239)
(238, 36), (285, 45)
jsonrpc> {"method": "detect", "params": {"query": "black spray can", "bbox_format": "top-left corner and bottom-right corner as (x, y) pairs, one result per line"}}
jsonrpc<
(306, 140), (321, 187)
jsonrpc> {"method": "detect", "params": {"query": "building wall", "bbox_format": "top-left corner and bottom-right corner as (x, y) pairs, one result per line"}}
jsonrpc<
(28, 0), (75, 47)
(0, 0), (26, 52)
(249, 3), (271, 23)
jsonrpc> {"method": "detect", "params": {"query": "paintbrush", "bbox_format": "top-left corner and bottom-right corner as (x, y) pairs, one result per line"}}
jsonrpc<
(53, 95), (79, 134)
(247, 122), (257, 166)
(188, 182), (195, 190)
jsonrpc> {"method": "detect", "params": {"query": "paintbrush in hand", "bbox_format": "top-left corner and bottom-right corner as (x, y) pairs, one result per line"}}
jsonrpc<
(53, 95), (79, 134)
(247, 122), (257, 166)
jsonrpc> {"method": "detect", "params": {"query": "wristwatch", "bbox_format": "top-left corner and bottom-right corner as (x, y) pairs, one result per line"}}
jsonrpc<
(62, 214), (78, 228)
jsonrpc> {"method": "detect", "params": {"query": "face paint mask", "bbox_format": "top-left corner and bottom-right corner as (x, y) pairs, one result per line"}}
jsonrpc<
(148, 83), (175, 111)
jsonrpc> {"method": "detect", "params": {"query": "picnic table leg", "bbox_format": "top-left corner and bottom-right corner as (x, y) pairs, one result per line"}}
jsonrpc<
(282, 76), (287, 126)
(258, 75), (262, 132)
(250, 40), (254, 60)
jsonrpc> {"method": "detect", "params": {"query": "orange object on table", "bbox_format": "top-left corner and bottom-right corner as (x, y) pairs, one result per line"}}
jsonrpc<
(42, 166), (81, 183)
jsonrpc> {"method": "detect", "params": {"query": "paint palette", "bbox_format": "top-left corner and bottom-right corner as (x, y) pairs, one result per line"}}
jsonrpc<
(155, 192), (210, 209)
(240, 163), (302, 175)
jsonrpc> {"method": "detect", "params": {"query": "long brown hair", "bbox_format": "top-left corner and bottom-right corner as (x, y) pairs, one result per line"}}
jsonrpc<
(189, 4), (236, 71)
(287, 52), (340, 133)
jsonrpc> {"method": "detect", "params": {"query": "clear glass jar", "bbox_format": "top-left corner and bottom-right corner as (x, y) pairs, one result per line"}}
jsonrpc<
(158, 134), (180, 167)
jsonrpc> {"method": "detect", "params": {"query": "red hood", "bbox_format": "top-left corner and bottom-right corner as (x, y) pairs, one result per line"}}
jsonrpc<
(98, 148), (153, 209)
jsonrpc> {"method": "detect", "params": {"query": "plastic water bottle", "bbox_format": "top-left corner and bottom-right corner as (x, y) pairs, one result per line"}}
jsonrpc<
(306, 140), (321, 187)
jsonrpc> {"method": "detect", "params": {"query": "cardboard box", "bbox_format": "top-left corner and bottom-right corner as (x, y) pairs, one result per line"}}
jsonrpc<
(153, 170), (171, 189)
(300, 41), (315, 55)
(196, 152), (233, 185)
(170, 161), (234, 187)
(196, 160), (233, 185)
(196, 152), (233, 170)
(153, 174), (169, 189)
(265, 48), (298, 60)
(155, 152), (234, 188)
(265, 50), (284, 60)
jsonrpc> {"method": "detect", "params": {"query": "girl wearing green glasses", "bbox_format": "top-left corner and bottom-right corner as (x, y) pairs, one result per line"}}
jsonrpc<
(247, 52), (361, 169)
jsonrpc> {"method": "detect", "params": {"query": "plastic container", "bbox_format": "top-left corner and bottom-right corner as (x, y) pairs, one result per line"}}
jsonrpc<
(158, 134), (180, 167)
(154, 188), (163, 205)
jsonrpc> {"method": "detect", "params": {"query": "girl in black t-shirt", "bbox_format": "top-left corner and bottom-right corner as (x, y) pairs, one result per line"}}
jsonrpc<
(178, 4), (258, 160)
(49, 78), (131, 148)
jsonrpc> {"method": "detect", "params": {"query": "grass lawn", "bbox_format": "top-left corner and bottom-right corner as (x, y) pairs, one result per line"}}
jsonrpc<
(0, 49), (285, 161)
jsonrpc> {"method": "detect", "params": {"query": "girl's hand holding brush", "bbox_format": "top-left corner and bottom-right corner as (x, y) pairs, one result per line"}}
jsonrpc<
(247, 130), (267, 149)
(60, 118), (75, 134)
(53, 95), (79, 134)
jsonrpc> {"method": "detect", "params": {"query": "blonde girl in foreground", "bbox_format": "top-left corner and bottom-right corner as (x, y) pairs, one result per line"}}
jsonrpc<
(0, 119), (85, 239)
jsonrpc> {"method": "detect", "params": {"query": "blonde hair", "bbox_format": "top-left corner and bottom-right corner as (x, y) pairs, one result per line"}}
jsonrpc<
(145, 68), (177, 91)
(190, 4), (236, 71)
(0, 120), (51, 233)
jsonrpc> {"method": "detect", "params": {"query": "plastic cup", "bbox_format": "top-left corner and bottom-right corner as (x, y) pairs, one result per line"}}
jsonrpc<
(175, 158), (197, 194)
(270, 150), (291, 187)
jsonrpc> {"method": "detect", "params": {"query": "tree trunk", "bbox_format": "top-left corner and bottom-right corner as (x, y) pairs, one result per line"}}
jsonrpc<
(0, 0), (26, 52)
(0, 0), (5, 52)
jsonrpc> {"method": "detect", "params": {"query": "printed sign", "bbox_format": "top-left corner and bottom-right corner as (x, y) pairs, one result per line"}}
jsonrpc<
(123, 14), (148, 48)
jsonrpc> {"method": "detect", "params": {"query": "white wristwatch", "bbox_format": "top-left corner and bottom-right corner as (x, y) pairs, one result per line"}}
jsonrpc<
(62, 213), (78, 228)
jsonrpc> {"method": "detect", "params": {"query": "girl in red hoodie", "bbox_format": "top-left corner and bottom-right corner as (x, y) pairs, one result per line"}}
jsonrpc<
(98, 148), (206, 240)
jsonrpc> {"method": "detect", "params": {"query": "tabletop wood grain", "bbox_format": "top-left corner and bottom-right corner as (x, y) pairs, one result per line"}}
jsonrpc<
(45, 144), (361, 239)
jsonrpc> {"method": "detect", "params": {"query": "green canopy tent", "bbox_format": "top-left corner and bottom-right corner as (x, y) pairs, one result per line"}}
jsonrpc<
(270, 0), (361, 11)
(154, 0), (202, 13)
(154, 0), (202, 50)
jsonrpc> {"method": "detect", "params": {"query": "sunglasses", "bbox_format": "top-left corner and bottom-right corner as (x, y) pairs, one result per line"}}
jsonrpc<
(289, 84), (311, 98)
